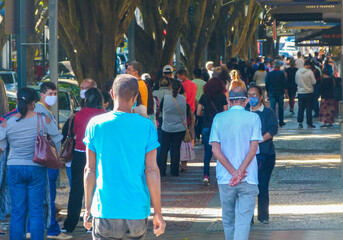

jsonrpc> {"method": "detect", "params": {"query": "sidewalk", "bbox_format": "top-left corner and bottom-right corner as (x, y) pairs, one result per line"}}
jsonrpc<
(2, 106), (343, 240)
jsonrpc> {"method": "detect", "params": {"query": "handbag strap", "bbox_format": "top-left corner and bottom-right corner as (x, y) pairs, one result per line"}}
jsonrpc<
(67, 115), (73, 137)
(37, 113), (46, 135)
(172, 96), (188, 129)
(210, 99), (219, 113)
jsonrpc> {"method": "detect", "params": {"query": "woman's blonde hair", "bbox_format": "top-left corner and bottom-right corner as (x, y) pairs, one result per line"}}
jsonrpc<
(230, 69), (239, 80)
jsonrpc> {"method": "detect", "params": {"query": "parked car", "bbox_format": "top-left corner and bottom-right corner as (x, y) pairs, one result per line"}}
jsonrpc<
(6, 86), (80, 129)
(0, 71), (17, 91)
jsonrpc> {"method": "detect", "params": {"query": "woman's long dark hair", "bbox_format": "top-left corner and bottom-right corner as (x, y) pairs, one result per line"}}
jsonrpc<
(84, 88), (104, 109)
(17, 87), (38, 122)
(203, 77), (225, 99)
(171, 80), (181, 97)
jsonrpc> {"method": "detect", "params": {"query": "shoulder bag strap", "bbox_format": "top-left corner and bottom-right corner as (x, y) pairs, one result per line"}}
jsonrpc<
(172, 96), (188, 129)
(67, 115), (73, 137)
(39, 113), (46, 135)
(210, 99), (219, 113)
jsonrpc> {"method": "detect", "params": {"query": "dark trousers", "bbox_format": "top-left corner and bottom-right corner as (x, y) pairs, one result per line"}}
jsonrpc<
(288, 88), (297, 111)
(269, 93), (284, 125)
(257, 153), (275, 222)
(63, 151), (86, 232)
(298, 93), (314, 125)
(158, 130), (185, 176)
(313, 84), (321, 116)
(202, 128), (212, 177)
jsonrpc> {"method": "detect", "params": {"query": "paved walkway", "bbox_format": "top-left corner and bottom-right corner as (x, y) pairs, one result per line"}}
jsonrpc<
(1, 105), (343, 240)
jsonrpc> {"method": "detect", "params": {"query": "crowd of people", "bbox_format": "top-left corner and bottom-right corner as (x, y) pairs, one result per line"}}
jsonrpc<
(0, 50), (340, 240)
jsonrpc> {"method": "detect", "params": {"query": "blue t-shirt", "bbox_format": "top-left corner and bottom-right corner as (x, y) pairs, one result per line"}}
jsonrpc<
(83, 111), (160, 219)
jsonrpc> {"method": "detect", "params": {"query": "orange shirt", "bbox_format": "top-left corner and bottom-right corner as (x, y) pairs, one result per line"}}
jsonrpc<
(138, 80), (148, 108)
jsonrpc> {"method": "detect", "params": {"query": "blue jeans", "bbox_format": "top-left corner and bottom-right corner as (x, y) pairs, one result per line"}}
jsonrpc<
(202, 128), (212, 177)
(219, 182), (259, 240)
(66, 166), (72, 187)
(256, 153), (275, 222)
(47, 168), (61, 236)
(269, 93), (284, 125)
(7, 165), (47, 240)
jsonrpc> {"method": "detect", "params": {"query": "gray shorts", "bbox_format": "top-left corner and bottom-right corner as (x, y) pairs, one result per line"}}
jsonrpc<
(92, 218), (148, 240)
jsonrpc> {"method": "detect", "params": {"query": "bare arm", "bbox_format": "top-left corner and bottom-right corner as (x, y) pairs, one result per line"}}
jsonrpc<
(83, 147), (97, 230)
(197, 103), (204, 116)
(145, 149), (166, 237)
(263, 132), (273, 142)
(212, 142), (236, 176)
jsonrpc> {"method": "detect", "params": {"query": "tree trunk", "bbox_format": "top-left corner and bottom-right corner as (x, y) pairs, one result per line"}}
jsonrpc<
(136, 0), (192, 75)
(0, 80), (8, 116)
(57, 0), (139, 89)
(181, 0), (222, 77)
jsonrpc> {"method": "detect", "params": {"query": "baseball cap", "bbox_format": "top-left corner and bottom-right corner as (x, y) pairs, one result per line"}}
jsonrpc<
(141, 73), (151, 80)
(163, 65), (173, 74)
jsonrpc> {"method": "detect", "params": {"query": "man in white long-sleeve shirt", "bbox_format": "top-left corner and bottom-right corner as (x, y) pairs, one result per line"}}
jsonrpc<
(295, 60), (316, 129)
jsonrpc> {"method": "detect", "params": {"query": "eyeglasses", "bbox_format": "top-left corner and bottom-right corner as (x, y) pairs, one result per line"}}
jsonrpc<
(248, 93), (258, 97)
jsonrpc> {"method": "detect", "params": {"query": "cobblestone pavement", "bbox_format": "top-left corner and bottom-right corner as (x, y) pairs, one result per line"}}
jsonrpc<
(1, 106), (343, 239)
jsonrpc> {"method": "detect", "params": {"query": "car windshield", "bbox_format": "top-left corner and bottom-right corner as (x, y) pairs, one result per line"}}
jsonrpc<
(58, 92), (70, 110)
(0, 73), (14, 84)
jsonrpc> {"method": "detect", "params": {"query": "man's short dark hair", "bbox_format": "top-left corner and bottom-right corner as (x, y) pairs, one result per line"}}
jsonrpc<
(112, 74), (139, 101)
(256, 57), (261, 62)
(176, 69), (188, 78)
(40, 81), (57, 94)
(304, 60), (312, 66)
(193, 68), (202, 78)
(131, 62), (143, 76)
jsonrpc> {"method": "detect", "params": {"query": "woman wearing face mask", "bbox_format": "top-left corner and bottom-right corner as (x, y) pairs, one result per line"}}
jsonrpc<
(248, 85), (278, 224)
(0, 88), (62, 240)
(62, 88), (105, 233)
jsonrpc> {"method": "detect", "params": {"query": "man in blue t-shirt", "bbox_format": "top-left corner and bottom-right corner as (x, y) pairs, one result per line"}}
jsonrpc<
(83, 74), (166, 239)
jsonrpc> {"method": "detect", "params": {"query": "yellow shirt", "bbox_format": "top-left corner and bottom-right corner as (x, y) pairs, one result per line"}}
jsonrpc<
(138, 80), (148, 108)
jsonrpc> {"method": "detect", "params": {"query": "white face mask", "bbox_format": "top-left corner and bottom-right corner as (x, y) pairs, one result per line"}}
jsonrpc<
(80, 90), (87, 99)
(45, 96), (57, 106)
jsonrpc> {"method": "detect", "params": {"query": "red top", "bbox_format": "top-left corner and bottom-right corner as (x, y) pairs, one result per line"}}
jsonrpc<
(182, 79), (197, 112)
(73, 107), (106, 151)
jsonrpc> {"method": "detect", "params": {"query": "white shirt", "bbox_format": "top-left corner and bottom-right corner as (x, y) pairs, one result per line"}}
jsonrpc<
(295, 68), (316, 94)
(209, 106), (263, 185)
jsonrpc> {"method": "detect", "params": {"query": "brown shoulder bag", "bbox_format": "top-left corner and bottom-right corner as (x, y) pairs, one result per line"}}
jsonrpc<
(33, 113), (63, 169)
(59, 116), (74, 164)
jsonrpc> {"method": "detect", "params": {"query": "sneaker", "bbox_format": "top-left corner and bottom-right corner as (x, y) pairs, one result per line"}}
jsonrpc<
(60, 228), (71, 233)
(260, 220), (270, 224)
(85, 228), (92, 234)
(279, 122), (286, 127)
(203, 175), (210, 185)
(298, 123), (303, 128)
(307, 125), (316, 129)
(47, 233), (73, 239)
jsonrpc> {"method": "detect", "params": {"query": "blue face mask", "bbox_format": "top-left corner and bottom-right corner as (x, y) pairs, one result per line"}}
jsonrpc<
(131, 101), (137, 110)
(249, 97), (259, 107)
